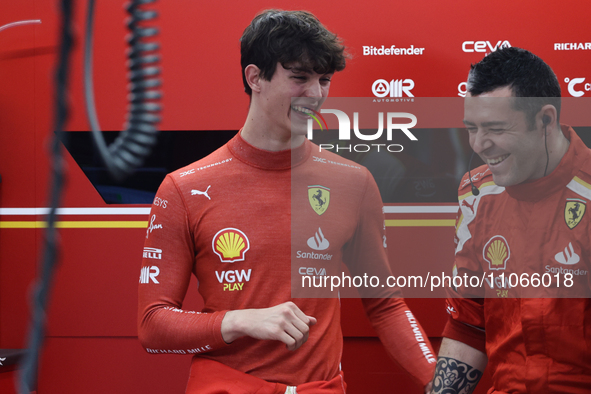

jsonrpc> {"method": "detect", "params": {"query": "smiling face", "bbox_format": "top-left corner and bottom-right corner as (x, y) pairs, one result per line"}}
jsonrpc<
(257, 62), (332, 140)
(463, 87), (547, 187)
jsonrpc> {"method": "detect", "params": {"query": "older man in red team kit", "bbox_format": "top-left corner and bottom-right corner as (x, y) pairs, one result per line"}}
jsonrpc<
(432, 47), (591, 393)
(138, 9), (436, 394)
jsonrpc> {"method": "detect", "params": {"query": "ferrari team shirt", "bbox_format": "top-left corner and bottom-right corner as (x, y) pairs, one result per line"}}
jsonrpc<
(139, 132), (435, 388)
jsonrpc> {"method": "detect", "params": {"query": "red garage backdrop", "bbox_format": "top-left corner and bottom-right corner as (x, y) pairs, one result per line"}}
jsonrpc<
(0, 0), (590, 393)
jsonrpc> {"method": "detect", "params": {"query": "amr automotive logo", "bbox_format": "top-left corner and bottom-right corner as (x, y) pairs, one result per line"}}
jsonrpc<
(565, 77), (590, 97)
(372, 79), (414, 98)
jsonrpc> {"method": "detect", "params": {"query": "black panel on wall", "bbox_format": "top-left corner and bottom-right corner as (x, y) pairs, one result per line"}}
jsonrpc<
(62, 127), (591, 204)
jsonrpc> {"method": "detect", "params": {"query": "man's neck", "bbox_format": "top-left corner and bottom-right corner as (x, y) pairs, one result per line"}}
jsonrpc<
(545, 128), (571, 176)
(241, 112), (305, 152)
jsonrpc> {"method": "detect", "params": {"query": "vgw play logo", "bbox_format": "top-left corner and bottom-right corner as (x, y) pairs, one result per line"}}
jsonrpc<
(306, 109), (418, 153)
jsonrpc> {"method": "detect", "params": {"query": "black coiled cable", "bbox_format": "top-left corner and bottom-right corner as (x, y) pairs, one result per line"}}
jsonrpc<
(17, 1), (162, 392)
(85, 0), (162, 182)
(18, 1), (73, 392)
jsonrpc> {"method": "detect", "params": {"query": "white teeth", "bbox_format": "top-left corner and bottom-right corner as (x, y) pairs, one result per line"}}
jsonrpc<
(291, 105), (313, 115)
(487, 155), (509, 165)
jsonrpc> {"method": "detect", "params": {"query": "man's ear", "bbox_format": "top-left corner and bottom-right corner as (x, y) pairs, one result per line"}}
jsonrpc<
(539, 104), (558, 131)
(245, 64), (262, 94)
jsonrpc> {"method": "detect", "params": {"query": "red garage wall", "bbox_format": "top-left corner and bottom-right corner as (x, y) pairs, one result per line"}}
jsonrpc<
(1, 0), (590, 393)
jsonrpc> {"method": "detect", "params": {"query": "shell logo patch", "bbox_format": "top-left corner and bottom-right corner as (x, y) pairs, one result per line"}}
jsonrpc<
(483, 235), (510, 271)
(308, 185), (330, 215)
(565, 199), (586, 230)
(212, 228), (250, 263)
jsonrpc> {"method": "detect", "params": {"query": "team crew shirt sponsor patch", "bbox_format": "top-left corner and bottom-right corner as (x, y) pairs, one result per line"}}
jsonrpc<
(307, 227), (329, 250)
(308, 185), (330, 215)
(191, 185), (211, 200)
(146, 214), (163, 239)
(153, 197), (167, 208)
(215, 269), (252, 291)
(554, 242), (580, 266)
(483, 235), (510, 271)
(143, 247), (162, 259)
(140, 266), (160, 284)
(212, 228), (250, 263)
(146, 345), (212, 354)
(404, 311), (436, 363)
(565, 198), (586, 229)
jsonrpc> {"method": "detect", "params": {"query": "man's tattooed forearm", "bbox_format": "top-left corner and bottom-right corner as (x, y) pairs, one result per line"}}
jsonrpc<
(431, 357), (483, 394)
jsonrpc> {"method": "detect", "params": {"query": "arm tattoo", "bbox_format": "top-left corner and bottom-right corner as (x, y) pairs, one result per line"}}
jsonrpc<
(431, 357), (483, 394)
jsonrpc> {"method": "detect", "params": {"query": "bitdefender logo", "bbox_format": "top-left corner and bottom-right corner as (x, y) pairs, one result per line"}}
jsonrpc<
(363, 45), (425, 56)
(565, 77), (590, 97)
(372, 79), (414, 98)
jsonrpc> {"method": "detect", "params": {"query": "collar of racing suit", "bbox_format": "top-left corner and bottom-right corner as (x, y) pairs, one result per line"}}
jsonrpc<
(504, 125), (589, 202)
(227, 129), (311, 170)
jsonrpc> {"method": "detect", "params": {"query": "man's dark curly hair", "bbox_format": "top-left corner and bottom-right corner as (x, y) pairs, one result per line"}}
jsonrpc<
(467, 47), (561, 129)
(240, 10), (347, 96)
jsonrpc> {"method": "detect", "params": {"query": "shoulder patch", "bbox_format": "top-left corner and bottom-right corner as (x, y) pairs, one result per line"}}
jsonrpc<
(310, 152), (362, 171)
(568, 176), (591, 200)
(172, 157), (234, 180)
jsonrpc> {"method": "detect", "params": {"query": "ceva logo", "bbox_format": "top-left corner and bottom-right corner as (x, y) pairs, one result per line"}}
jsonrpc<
(462, 40), (511, 53)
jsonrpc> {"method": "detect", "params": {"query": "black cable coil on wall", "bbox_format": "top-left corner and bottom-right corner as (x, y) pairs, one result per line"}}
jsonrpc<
(85, 0), (162, 181)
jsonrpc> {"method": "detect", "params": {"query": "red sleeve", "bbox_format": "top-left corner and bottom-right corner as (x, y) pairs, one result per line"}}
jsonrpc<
(347, 169), (436, 387)
(362, 298), (437, 387)
(442, 193), (487, 353)
(137, 174), (229, 355)
(442, 297), (486, 353)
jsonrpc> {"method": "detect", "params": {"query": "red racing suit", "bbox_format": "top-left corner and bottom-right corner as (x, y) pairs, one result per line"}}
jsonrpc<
(138, 132), (436, 391)
(444, 126), (591, 393)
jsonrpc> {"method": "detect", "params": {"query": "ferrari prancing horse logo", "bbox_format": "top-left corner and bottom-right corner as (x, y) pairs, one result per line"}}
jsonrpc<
(308, 185), (330, 215)
(565, 199), (586, 229)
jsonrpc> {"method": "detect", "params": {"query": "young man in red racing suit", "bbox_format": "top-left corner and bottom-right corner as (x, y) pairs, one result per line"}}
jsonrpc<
(138, 10), (436, 393)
